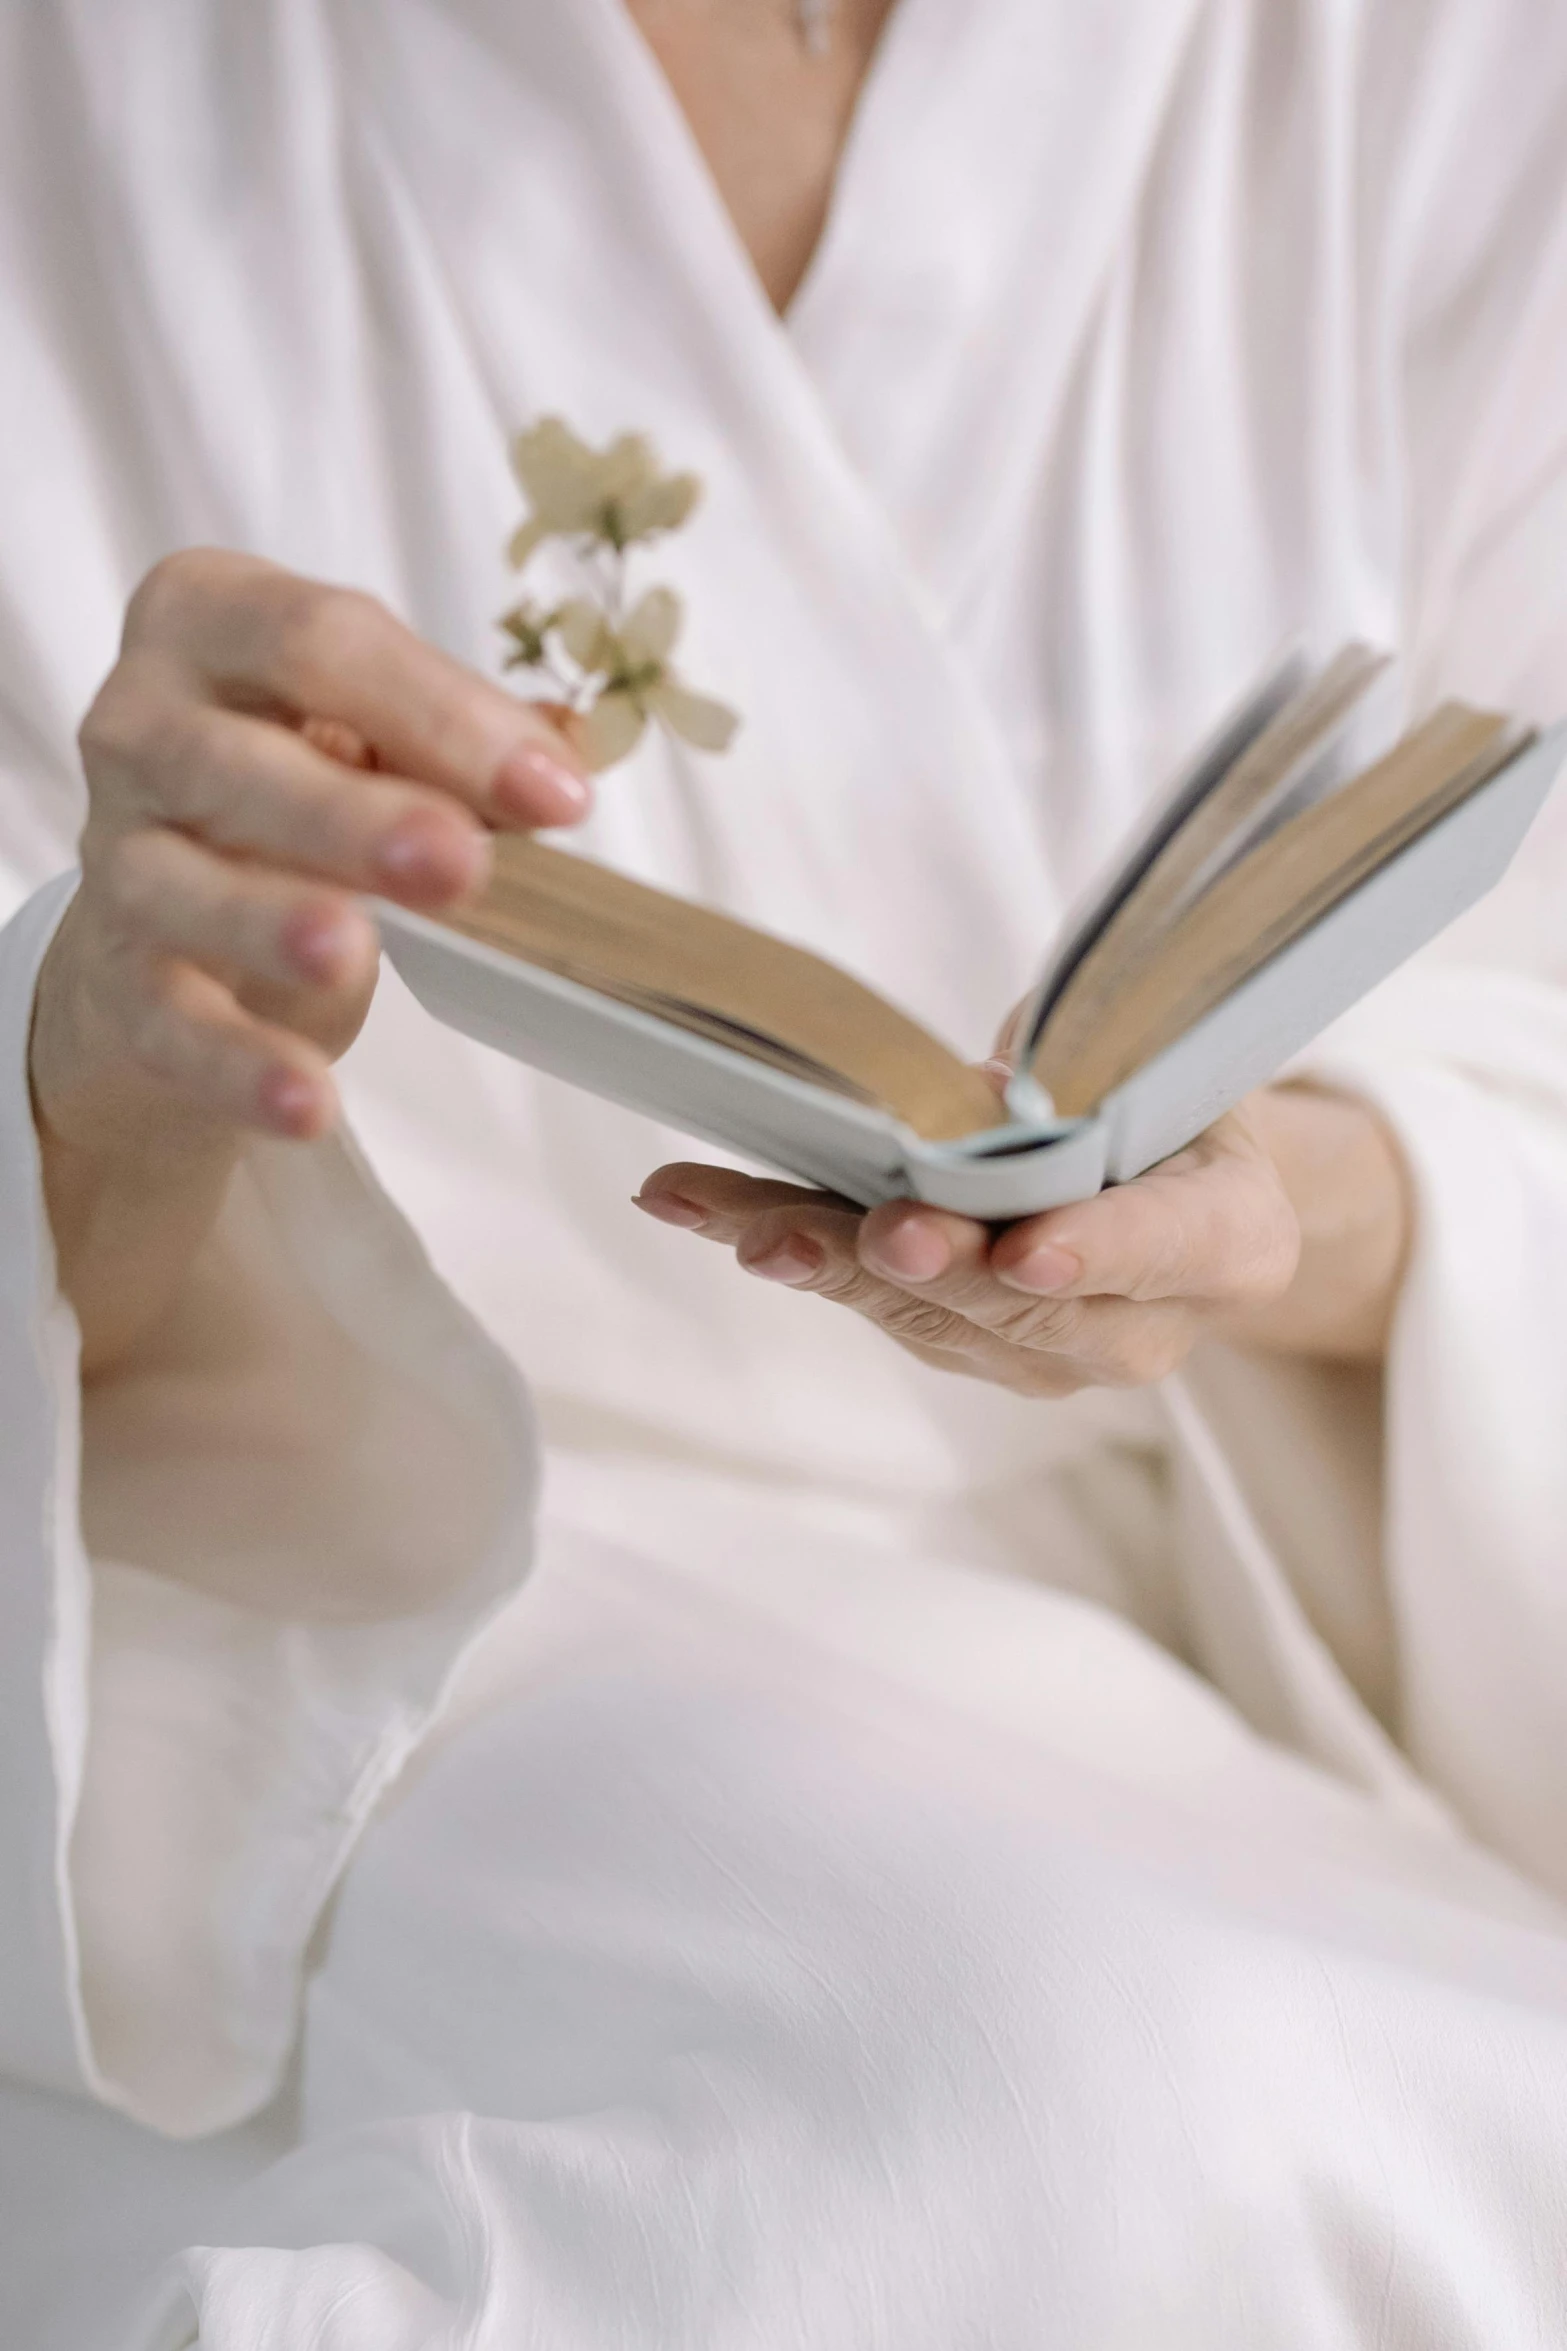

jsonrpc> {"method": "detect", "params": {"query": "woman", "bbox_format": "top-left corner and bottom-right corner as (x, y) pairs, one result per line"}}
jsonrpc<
(3, 0), (1567, 2341)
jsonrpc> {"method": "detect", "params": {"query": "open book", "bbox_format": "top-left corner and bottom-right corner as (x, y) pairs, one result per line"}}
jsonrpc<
(378, 649), (1566, 1218)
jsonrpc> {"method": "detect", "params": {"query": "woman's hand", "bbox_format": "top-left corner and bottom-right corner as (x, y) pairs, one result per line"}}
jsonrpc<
(636, 1087), (1412, 1388)
(31, 548), (589, 1372)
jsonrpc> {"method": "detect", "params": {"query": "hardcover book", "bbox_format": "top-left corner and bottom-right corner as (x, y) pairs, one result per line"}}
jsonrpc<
(379, 650), (1565, 1217)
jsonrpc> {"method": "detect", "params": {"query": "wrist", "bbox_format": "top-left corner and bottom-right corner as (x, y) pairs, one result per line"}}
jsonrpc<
(30, 922), (241, 1375)
(1214, 1084), (1412, 1364)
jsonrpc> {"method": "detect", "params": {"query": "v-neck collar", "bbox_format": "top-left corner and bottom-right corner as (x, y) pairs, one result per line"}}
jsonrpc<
(331, 0), (1206, 1037)
(564, 0), (959, 614)
(337, 0), (1010, 707)
(341, 0), (935, 605)
(589, 0), (1209, 604)
(787, 0), (1210, 605)
(597, 0), (905, 339)
(350, 0), (1205, 611)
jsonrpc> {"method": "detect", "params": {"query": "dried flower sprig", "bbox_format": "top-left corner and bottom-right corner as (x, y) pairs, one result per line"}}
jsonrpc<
(499, 417), (740, 773)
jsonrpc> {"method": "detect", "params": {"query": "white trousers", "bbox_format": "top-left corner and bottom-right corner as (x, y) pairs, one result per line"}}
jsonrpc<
(126, 1521), (1567, 2351)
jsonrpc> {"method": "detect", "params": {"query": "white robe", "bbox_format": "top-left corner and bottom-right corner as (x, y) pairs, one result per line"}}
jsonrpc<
(1, 0), (1567, 2341)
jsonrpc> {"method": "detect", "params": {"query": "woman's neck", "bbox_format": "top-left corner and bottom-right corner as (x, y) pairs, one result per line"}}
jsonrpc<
(623, 0), (898, 312)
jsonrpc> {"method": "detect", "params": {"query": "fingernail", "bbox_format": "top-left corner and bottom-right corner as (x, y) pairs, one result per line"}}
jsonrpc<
(741, 1236), (822, 1286)
(493, 744), (591, 824)
(634, 1191), (708, 1231)
(286, 906), (359, 985)
(261, 1067), (321, 1138)
(997, 1243), (1081, 1295)
(863, 1218), (951, 1283)
(375, 815), (487, 896)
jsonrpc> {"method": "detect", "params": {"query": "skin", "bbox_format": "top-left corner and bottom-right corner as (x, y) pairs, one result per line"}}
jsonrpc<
(637, 1085), (1411, 1396)
(30, 552), (590, 1375)
(624, 0), (901, 312)
(31, 0), (1411, 1391)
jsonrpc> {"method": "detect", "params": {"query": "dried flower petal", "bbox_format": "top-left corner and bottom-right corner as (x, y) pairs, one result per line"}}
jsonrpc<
(507, 419), (609, 563)
(620, 587), (683, 666)
(596, 432), (659, 500)
(648, 675), (741, 753)
(506, 519), (546, 568)
(579, 690), (649, 770)
(555, 597), (613, 673)
(619, 472), (701, 542)
(510, 418), (606, 519)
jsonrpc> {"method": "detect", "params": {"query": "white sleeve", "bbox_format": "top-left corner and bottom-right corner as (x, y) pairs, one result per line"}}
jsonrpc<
(1255, 5), (1567, 1895)
(1305, 12), (1567, 1894)
(1293, 967), (1567, 1901)
(1182, 9), (1567, 1899)
(0, 871), (539, 2138)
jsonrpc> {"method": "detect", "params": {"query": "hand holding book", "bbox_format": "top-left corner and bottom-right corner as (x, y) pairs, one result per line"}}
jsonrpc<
(634, 1080), (1411, 1385)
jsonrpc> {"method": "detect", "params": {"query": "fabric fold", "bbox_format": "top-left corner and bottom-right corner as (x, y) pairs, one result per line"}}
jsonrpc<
(1164, 956), (1567, 1902)
(1303, 982), (1567, 1902)
(0, 875), (541, 2136)
(0, 870), (96, 2104)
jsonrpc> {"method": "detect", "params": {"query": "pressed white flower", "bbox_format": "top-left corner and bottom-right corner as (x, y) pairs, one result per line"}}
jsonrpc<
(563, 587), (739, 771)
(500, 414), (739, 773)
(508, 417), (702, 564)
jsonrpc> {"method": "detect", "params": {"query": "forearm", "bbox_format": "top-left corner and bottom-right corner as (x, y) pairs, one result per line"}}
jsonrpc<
(1214, 1083), (1412, 1364)
(37, 1119), (238, 1380)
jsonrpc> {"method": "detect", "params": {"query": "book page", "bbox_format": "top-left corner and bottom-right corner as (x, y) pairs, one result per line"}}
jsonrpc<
(1030, 647), (1390, 1083)
(1034, 704), (1525, 1114)
(442, 836), (1007, 1144)
(1017, 646), (1311, 1051)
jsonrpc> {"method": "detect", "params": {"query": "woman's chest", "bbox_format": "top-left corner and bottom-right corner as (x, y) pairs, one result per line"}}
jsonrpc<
(55, 1), (1435, 1002)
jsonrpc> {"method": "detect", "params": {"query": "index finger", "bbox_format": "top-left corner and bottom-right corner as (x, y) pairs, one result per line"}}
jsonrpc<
(635, 1162), (842, 1235)
(128, 551), (591, 830)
